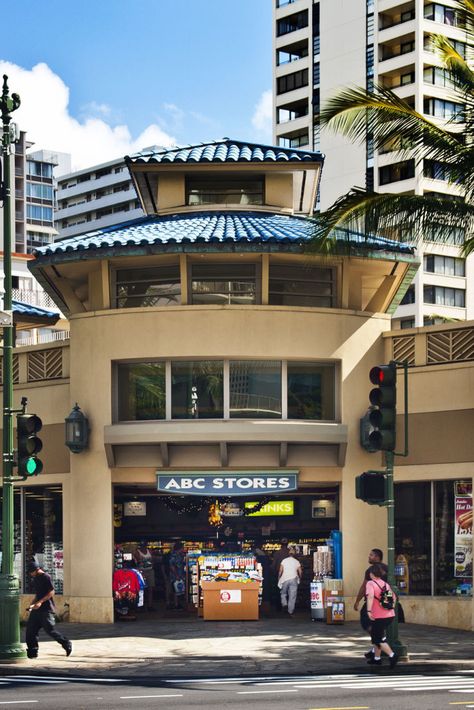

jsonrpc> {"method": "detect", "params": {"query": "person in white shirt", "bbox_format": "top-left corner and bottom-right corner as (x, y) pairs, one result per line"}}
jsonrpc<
(278, 546), (302, 616)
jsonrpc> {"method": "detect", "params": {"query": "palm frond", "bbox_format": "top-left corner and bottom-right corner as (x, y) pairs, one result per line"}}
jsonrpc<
(311, 190), (474, 256)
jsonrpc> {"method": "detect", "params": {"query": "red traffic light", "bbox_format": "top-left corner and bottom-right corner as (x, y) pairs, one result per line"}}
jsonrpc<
(370, 365), (396, 386)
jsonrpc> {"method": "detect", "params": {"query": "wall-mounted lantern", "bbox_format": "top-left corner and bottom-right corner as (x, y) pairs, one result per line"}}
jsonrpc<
(65, 403), (89, 453)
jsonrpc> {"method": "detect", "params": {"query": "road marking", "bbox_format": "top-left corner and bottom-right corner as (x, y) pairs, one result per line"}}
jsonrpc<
(1, 678), (66, 684)
(307, 707), (369, 710)
(0, 703), (39, 706)
(450, 702), (474, 705)
(120, 693), (183, 700)
(237, 689), (299, 695)
(7, 675), (126, 682)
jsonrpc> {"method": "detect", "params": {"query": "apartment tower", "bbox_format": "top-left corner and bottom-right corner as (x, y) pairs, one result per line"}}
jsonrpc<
(273, 0), (473, 327)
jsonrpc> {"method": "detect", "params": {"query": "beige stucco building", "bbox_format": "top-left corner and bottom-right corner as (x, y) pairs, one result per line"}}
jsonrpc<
(1, 139), (472, 630)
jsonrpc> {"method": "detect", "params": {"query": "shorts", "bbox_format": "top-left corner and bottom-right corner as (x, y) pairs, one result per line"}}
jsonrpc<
(370, 617), (393, 645)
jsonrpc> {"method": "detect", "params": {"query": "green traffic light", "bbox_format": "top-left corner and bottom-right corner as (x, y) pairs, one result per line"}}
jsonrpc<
(26, 458), (37, 475)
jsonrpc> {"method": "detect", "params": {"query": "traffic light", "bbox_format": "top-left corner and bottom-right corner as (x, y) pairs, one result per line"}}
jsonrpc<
(355, 470), (388, 505)
(16, 414), (43, 477)
(368, 362), (397, 451)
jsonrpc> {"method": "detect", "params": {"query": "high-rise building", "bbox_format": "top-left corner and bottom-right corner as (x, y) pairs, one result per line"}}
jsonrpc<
(272, 0), (473, 327)
(55, 154), (147, 240)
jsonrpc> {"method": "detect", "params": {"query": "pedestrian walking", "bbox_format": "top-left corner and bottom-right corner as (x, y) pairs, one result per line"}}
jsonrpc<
(278, 546), (302, 617)
(365, 563), (398, 668)
(353, 547), (388, 657)
(25, 561), (72, 659)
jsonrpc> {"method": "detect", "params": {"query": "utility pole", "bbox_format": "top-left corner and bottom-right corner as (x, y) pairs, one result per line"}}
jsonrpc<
(0, 74), (24, 661)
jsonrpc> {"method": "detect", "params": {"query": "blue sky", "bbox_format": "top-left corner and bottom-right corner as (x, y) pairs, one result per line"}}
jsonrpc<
(1, 0), (272, 171)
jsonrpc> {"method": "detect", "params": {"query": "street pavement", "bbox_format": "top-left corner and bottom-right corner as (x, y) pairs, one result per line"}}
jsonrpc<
(0, 614), (473, 679)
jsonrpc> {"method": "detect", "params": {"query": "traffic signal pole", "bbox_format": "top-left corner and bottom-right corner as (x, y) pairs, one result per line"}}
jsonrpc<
(385, 449), (407, 659)
(0, 75), (24, 660)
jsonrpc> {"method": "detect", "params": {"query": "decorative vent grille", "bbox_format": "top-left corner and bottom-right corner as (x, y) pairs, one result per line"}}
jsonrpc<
(427, 328), (474, 364)
(0, 355), (19, 385)
(27, 348), (63, 381)
(392, 336), (415, 365)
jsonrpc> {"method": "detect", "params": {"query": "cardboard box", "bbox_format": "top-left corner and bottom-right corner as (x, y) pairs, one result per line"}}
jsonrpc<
(201, 581), (260, 621)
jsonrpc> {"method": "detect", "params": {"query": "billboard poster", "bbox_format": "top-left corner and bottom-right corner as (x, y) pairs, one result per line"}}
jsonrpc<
(454, 481), (472, 579)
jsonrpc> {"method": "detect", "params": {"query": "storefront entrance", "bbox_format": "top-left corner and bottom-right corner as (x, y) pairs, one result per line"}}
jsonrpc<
(113, 483), (340, 621)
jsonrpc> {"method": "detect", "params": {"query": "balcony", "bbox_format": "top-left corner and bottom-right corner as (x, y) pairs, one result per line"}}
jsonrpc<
(57, 170), (130, 200)
(56, 187), (138, 220)
(12, 288), (61, 312)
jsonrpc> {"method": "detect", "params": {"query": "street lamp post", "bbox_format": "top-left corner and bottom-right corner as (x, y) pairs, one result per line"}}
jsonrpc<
(0, 75), (24, 661)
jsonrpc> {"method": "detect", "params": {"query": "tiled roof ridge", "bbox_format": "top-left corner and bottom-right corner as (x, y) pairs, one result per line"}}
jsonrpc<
(31, 211), (414, 260)
(125, 138), (324, 164)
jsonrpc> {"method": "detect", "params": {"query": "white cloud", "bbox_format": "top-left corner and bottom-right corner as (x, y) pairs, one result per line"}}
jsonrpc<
(252, 89), (272, 140)
(0, 61), (176, 172)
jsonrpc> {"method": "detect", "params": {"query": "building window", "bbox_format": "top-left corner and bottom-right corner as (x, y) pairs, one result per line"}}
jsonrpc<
(424, 35), (466, 57)
(269, 263), (334, 308)
(424, 285), (465, 307)
(424, 3), (459, 26)
(277, 131), (309, 149)
(313, 62), (320, 85)
(26, 183), (53, 201)
(423, 66), (454, 88)
(424, 254), (465, 276)
(379, 160), (415, 185)
(400, 284), (415, 305)
(171, 361), (224, 419)
(26, 161), (53, 179)
(287, 362), (335, 420)
(0, 486), (64, 594)
(117, 362), (166, 420)
(115, 265), (181, 308)
(191, 263), (257, 305)
(277, 42), (308, 65)
(425, 225), (465, 245)
(229, 361), (282, 418)
(277, 101), (309, 123)
(26, 205), (53, 222)
(400, 318), (415, 329)
(395, 480), (472, 596)
(117, 359), (337, 422)
(186, 176), (263, 206)
(277, 69), (309, 95)
(424, 97), (464, 122)
(276, 10), (308, 37)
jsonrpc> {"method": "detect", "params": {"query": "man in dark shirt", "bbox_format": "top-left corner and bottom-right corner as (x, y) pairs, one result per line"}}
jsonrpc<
(353, 548), (388, 660)
(25, 561), (72, 659)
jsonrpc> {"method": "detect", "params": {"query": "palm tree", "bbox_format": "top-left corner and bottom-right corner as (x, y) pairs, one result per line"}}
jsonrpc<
(312, 0), (474, 256)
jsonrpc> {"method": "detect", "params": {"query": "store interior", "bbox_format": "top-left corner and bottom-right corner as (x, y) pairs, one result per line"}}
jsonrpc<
(113, 485), (340, 620)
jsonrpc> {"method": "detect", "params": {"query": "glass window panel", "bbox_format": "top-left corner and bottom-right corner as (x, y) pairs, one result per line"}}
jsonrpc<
(455, 259), (465, 276)
(23, 486), (64, 594)
(115, 266), (181, 308)
(395, 482), (432, 595)
(118, 362), (166, 420)
(455, 289), (465, 307)
(229, 361), (281, 418)
(269, 264), (334, 308)
(436, 480), (472, 594)
(172, 361), (223, 419)
(186, 177), (263, 206)
(191, 263), (256, 305)
(444, 257), (455, 275)
(287, 362), (335, 420)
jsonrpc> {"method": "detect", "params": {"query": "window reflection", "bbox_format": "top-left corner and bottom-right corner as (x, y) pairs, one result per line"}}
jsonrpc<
(118, 362), (166, 420)
(287, 362), (335, 420)
(116, 266), (181, 308)
(172, 361), (224, 419)
(230, 361), (281, 418)
(191, 264), (257, 305)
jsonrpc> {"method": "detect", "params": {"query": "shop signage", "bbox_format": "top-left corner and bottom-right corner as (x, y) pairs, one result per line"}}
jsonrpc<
(312, 499), (336, 519)
(244, 501), (294, 517)
(220, 589), (241, 604)
(123, 501), (147, 517)
(156, 470), (298, 497)
(221, 502), (244, 517)
(454, 481), (472, 579)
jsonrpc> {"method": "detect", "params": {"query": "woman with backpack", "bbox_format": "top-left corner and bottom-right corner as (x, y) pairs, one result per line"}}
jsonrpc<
(365, 563), (398, 668)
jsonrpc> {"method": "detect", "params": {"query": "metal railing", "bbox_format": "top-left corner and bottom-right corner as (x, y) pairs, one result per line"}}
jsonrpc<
(12, 288), (59, 311)
(16, 330), (70, 348)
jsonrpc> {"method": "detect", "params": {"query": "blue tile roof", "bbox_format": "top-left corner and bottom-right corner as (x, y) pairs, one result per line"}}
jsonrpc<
(12, 300), (58, 321)
(126, 139), (324, 165)
(32, 212), (414, 260)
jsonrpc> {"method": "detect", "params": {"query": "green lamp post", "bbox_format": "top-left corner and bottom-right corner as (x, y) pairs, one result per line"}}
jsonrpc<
(0, 75), (25, 661)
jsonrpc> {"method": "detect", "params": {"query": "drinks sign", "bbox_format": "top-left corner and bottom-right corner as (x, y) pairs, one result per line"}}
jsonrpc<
(156, 470), (298, 497)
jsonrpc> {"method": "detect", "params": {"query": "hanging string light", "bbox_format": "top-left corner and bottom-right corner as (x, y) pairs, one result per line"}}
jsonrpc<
(208, 500), (223, 527)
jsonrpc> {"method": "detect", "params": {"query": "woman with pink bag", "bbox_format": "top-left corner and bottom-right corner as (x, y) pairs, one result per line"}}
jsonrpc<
(365, 563), (398, 669)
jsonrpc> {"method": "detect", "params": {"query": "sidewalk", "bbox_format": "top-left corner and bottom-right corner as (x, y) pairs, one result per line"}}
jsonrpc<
(1, 616), (473, 678)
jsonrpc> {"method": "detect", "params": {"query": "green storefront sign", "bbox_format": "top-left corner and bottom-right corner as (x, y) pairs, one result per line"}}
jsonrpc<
(244, 500), (294, 516)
